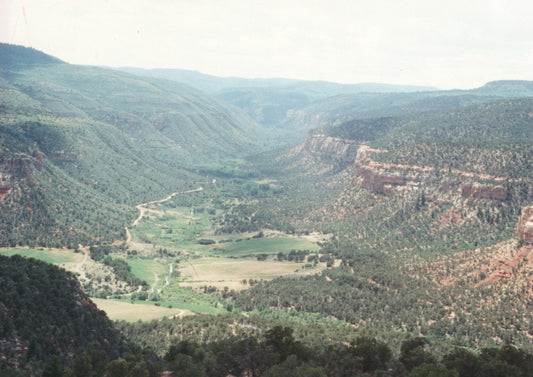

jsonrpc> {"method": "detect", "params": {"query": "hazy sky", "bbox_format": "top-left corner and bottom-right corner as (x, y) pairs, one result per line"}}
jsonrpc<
(2, 0), (533, 89)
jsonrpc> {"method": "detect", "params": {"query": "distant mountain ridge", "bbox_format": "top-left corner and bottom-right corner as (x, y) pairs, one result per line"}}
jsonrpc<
(473, 80), (533, 97)
(113, 67), (437, 133)
(114, 66), (533, 137)
(113, 66), (436, 95)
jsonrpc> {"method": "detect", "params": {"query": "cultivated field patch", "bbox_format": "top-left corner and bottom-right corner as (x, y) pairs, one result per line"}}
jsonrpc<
(179, 257), (324, 291)
(91, 298), (192, 322)
(126, 257), (170, 286)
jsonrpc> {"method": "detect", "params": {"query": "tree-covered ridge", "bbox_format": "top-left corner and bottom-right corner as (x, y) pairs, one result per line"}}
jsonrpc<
(322, 97), (533, 183)
(0, 43), (63, 68)
(280, 80), (533, 134)
(0, 50), (263, 163)
(327, 97), (533, 146)
(0, 255), (133, 373)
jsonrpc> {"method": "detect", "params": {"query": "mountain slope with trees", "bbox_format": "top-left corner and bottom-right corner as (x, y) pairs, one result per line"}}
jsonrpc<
(0, 255), (133, 373)
(0, 44), (265, 247)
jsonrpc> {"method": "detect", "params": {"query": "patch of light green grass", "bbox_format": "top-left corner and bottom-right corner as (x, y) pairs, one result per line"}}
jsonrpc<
(130, 206), (214, 252)
(126, 257), (169, 286)
(0, 247), (81, 265)
(214, 237), (319, 257)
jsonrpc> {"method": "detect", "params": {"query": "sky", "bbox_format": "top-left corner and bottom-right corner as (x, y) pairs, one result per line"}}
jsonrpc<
(1, 0), (533, 89)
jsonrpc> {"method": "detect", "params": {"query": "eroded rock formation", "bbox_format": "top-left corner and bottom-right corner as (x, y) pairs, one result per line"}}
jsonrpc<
(301, 135), (360, 162)
(461, 183), (508, 200)
(517, 206), (533, 244)
(0, 154), (40, 197)
(353, 146), (416, 194)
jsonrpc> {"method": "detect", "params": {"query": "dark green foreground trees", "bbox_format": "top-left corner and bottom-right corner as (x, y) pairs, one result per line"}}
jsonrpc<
(0, 255), (133, 374)
(33, 332), (533, 377)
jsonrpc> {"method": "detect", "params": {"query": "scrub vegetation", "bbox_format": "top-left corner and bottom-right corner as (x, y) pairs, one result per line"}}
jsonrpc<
(2, 44), (533, 376)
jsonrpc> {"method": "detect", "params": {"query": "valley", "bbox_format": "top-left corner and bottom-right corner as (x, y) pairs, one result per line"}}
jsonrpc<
(1, 183), (328, 322)
(2, 44), (533, 376)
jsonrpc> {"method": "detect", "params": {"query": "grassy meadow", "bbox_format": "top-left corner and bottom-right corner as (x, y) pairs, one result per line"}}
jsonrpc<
(127, 202), (325, 291)
(126, 257), (170, 286)
(0, 247), (82, 266)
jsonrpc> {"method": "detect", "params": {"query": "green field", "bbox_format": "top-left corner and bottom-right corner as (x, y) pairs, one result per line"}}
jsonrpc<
(127, 202), (326, 294)
(0, 247), (82, 265)
(213, 236), (320, 257)
(131, 205), (214, 252)
(126, 257), (170, 286)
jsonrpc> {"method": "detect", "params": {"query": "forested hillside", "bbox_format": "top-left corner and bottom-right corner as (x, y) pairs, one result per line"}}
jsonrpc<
(0, 255), (133, 373)
(0, 44), (263, 247)
(115, 67), (434, 133)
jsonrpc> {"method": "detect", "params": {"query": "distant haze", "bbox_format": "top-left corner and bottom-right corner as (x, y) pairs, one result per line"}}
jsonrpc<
(2, 0), (533, 90)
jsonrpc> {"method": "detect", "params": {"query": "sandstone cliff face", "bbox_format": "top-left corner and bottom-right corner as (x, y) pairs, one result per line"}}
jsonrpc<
(353, 146), (416, 194)
(300, 135), (360, 162)
(517, 206), (533, 244)
(461, 183), (508, 200)
(354, 162), (406, 194)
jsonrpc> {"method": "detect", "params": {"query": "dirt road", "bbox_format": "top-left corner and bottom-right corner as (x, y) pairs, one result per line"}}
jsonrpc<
(132, 187), (203, 227)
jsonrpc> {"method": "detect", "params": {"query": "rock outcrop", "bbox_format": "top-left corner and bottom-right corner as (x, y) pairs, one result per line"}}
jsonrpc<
(0, 185), (10, 201)
(353, 146), (415, 194)
(461, 183), (508, 200)
(517, 206), (533, 244)
(354, 163), (406, 194)
(301, 135), (360, 162)
(0, 153), (40, 190)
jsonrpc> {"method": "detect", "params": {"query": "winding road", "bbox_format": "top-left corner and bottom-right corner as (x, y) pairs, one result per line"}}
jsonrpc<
(75, 247), (90, 274)
(124, 187), (203, 244)
(131, 187), (203, 227)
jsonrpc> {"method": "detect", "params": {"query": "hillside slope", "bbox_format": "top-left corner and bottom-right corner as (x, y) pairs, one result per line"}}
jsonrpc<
(1, 44), (263, 163)
(0, 44), (263, 247)
(283, 81), (533, 133)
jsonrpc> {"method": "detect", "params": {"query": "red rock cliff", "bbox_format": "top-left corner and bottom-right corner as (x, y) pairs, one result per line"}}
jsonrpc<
(461, 183), (508, 200)
(353, 146), (412, 194)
